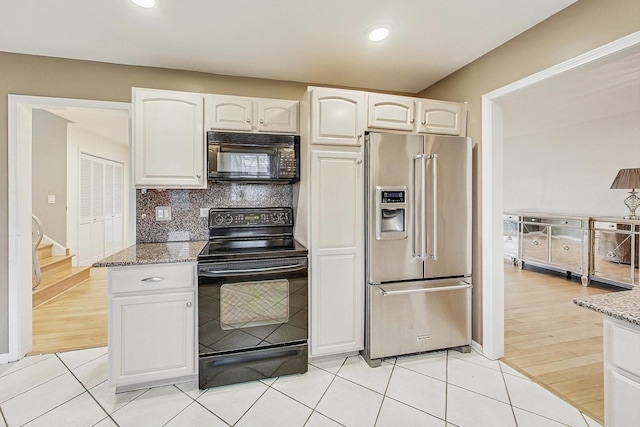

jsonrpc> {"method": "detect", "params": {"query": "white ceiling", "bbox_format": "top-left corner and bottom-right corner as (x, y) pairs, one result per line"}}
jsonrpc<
(0, 0), (576, 93)
(499, 44), (640, 137)
(43, 107), (129, 147)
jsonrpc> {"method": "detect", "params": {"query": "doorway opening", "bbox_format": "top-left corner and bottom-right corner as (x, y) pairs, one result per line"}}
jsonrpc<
(8, 96), (133, 359)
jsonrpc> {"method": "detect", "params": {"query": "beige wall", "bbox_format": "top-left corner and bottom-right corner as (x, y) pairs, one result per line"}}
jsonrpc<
(418, 0), (640, 342)
(32, 109), (69, 246)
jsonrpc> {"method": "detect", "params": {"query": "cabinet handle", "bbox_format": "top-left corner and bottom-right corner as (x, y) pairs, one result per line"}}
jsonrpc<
(357, 160), (363, 164)
(260, 119), (264, 124)
(246, 118), (251, 123)
(186, 302), (193, 308)
(532, 241), (539, 246)
(607, 252), (617, 258)
(421, 120), (426, 125)
(410, 118), (415, 124)
(357, 133), (363, 139)
(563, 245), (570, 251)
(196, 174), (201, 178)
(141, 277), (164, 283)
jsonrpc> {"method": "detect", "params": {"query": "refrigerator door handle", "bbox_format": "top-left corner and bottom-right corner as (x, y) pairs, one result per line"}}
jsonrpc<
(425, 154), (438, 260)
(377, 281), (472, 296)
(413, 154), (427, 261)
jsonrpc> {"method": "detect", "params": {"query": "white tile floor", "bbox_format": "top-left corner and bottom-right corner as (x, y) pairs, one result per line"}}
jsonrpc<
(0, 347), (604, 427)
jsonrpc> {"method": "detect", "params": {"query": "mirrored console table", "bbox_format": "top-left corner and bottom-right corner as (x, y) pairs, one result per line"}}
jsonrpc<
(504, 212), (639, 289)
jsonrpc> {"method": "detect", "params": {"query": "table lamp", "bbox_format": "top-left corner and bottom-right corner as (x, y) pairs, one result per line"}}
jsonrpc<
(610, 168), (640, 220)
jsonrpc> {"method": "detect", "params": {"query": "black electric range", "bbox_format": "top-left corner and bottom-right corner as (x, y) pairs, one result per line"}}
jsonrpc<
(197, 207), (309, 389)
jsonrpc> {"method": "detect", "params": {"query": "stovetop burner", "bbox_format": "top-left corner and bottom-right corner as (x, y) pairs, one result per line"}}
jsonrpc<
(198, 207), (307, 261)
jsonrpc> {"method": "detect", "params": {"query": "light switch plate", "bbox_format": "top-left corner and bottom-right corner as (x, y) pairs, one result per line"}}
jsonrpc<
(47, 195), (55, 204)
(155, 206), (171, 221)
(200, 208), (209, 218)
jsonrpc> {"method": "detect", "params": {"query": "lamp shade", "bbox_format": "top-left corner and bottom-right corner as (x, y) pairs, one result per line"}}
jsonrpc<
(610, 168), (640, 189)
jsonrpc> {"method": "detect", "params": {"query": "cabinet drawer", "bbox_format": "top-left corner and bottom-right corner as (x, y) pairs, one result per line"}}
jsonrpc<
(110, 263), (195, 294)
(594, 221), (619, 230)
(547, 218), (583, 228)
(606, 319), (640, 377)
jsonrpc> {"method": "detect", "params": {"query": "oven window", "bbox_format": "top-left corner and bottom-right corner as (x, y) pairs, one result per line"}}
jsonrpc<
(220, 279), (289, 330)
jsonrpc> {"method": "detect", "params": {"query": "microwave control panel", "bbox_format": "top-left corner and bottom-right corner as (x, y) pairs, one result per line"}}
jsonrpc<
(278, 147), (297, 178)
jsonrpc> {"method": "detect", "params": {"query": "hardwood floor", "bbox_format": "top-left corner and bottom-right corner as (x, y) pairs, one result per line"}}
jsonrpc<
(31, 267), (108, 355)
(502, 260), (623, 424)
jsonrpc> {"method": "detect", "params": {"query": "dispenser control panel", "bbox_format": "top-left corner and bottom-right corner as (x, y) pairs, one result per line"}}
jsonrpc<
(381, 191), (405, 204)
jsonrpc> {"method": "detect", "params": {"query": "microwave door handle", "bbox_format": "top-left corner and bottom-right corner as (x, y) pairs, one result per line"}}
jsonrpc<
(426, 154), (438, 260)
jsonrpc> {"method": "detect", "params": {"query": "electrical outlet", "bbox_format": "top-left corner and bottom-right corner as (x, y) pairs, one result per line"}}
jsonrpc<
(200, 208), (210, 218)
(155, 206), (172, 221)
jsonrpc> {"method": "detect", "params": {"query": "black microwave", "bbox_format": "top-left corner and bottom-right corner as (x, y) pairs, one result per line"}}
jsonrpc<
(207, 132), (300, 183)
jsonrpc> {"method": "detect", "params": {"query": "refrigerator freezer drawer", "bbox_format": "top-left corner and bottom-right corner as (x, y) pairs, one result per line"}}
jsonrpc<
(367, 279), (471, 360)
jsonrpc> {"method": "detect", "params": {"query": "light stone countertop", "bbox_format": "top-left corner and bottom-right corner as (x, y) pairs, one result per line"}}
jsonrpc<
(92, 241), (207, 267)
(574, 289), (640, 326)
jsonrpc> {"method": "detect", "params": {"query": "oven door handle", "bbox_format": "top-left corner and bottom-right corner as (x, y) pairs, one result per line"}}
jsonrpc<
(199, 263), (307, 277)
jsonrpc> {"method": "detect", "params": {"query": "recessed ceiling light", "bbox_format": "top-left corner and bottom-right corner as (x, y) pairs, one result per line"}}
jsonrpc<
(131, 0), (155, 8)
(368, 25), (391, 42)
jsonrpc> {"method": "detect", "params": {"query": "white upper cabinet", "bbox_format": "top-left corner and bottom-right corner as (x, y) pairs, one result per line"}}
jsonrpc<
(416, 99), (464, 135)
(310, 88), (365, 146)
(208, 95), (253, 132)
(133, 88), (206, 189)
(367, 94), (415, 131)
(366, 93), (466, 136)
(257, 99), (299, 133)
(208, 95), (298, 134)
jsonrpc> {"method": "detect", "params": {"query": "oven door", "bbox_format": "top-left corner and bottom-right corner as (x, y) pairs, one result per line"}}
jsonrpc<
(198, 256), (308, 388)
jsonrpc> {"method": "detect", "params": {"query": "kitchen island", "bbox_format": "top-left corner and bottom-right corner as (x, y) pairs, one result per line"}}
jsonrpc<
(574, 290), (640, 426)
(94, 241), (206, 392)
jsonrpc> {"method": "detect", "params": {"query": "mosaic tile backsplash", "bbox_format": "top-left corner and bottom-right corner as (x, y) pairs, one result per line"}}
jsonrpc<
(136, 184), (293, 243)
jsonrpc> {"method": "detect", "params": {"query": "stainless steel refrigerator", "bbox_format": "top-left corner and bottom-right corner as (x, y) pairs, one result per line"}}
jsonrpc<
(362, 132), (472, 367)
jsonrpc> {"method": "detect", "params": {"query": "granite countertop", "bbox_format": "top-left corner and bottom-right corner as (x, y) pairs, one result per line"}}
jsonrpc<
(574, 289), (640, 326)
(93, 241), (207, 267)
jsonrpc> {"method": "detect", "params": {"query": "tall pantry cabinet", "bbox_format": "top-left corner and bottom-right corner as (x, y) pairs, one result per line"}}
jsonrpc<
(296, 87), (365, 357)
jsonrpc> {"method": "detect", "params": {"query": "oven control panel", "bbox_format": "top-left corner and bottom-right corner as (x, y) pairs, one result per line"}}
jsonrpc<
(209, 208), (292, 227)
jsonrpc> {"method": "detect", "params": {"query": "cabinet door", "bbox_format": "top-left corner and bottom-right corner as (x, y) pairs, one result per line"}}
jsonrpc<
(549, 226), (584, 273)
(367, 94), (415, 131)
(503, 218), (519, 261)
(416, 100), (463, 135)
(257, 99), (299, 134)
(133, 88), (206, 188)
(521, 223), (549, 263)
(309, 150), (364, 356)
(110, 291), (195, 386)
(311, 89), (365, 146)
(592, 223), (637, 286)
(208, 95), (253, 132)
(605, 368), (640, 427)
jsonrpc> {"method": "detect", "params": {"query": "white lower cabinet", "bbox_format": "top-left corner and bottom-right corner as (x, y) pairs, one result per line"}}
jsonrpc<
(604, 317), (640, 426)
(108, 263), (196, 391)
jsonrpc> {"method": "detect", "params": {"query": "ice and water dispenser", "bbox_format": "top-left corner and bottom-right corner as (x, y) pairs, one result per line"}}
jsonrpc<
(375, 186), (407, 240)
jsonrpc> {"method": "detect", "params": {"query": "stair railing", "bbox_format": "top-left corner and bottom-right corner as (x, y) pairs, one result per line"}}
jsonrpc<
(32, 214), (44, 290)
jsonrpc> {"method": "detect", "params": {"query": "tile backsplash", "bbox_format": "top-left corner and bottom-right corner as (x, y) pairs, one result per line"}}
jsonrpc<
(136, 184), (293, 243)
